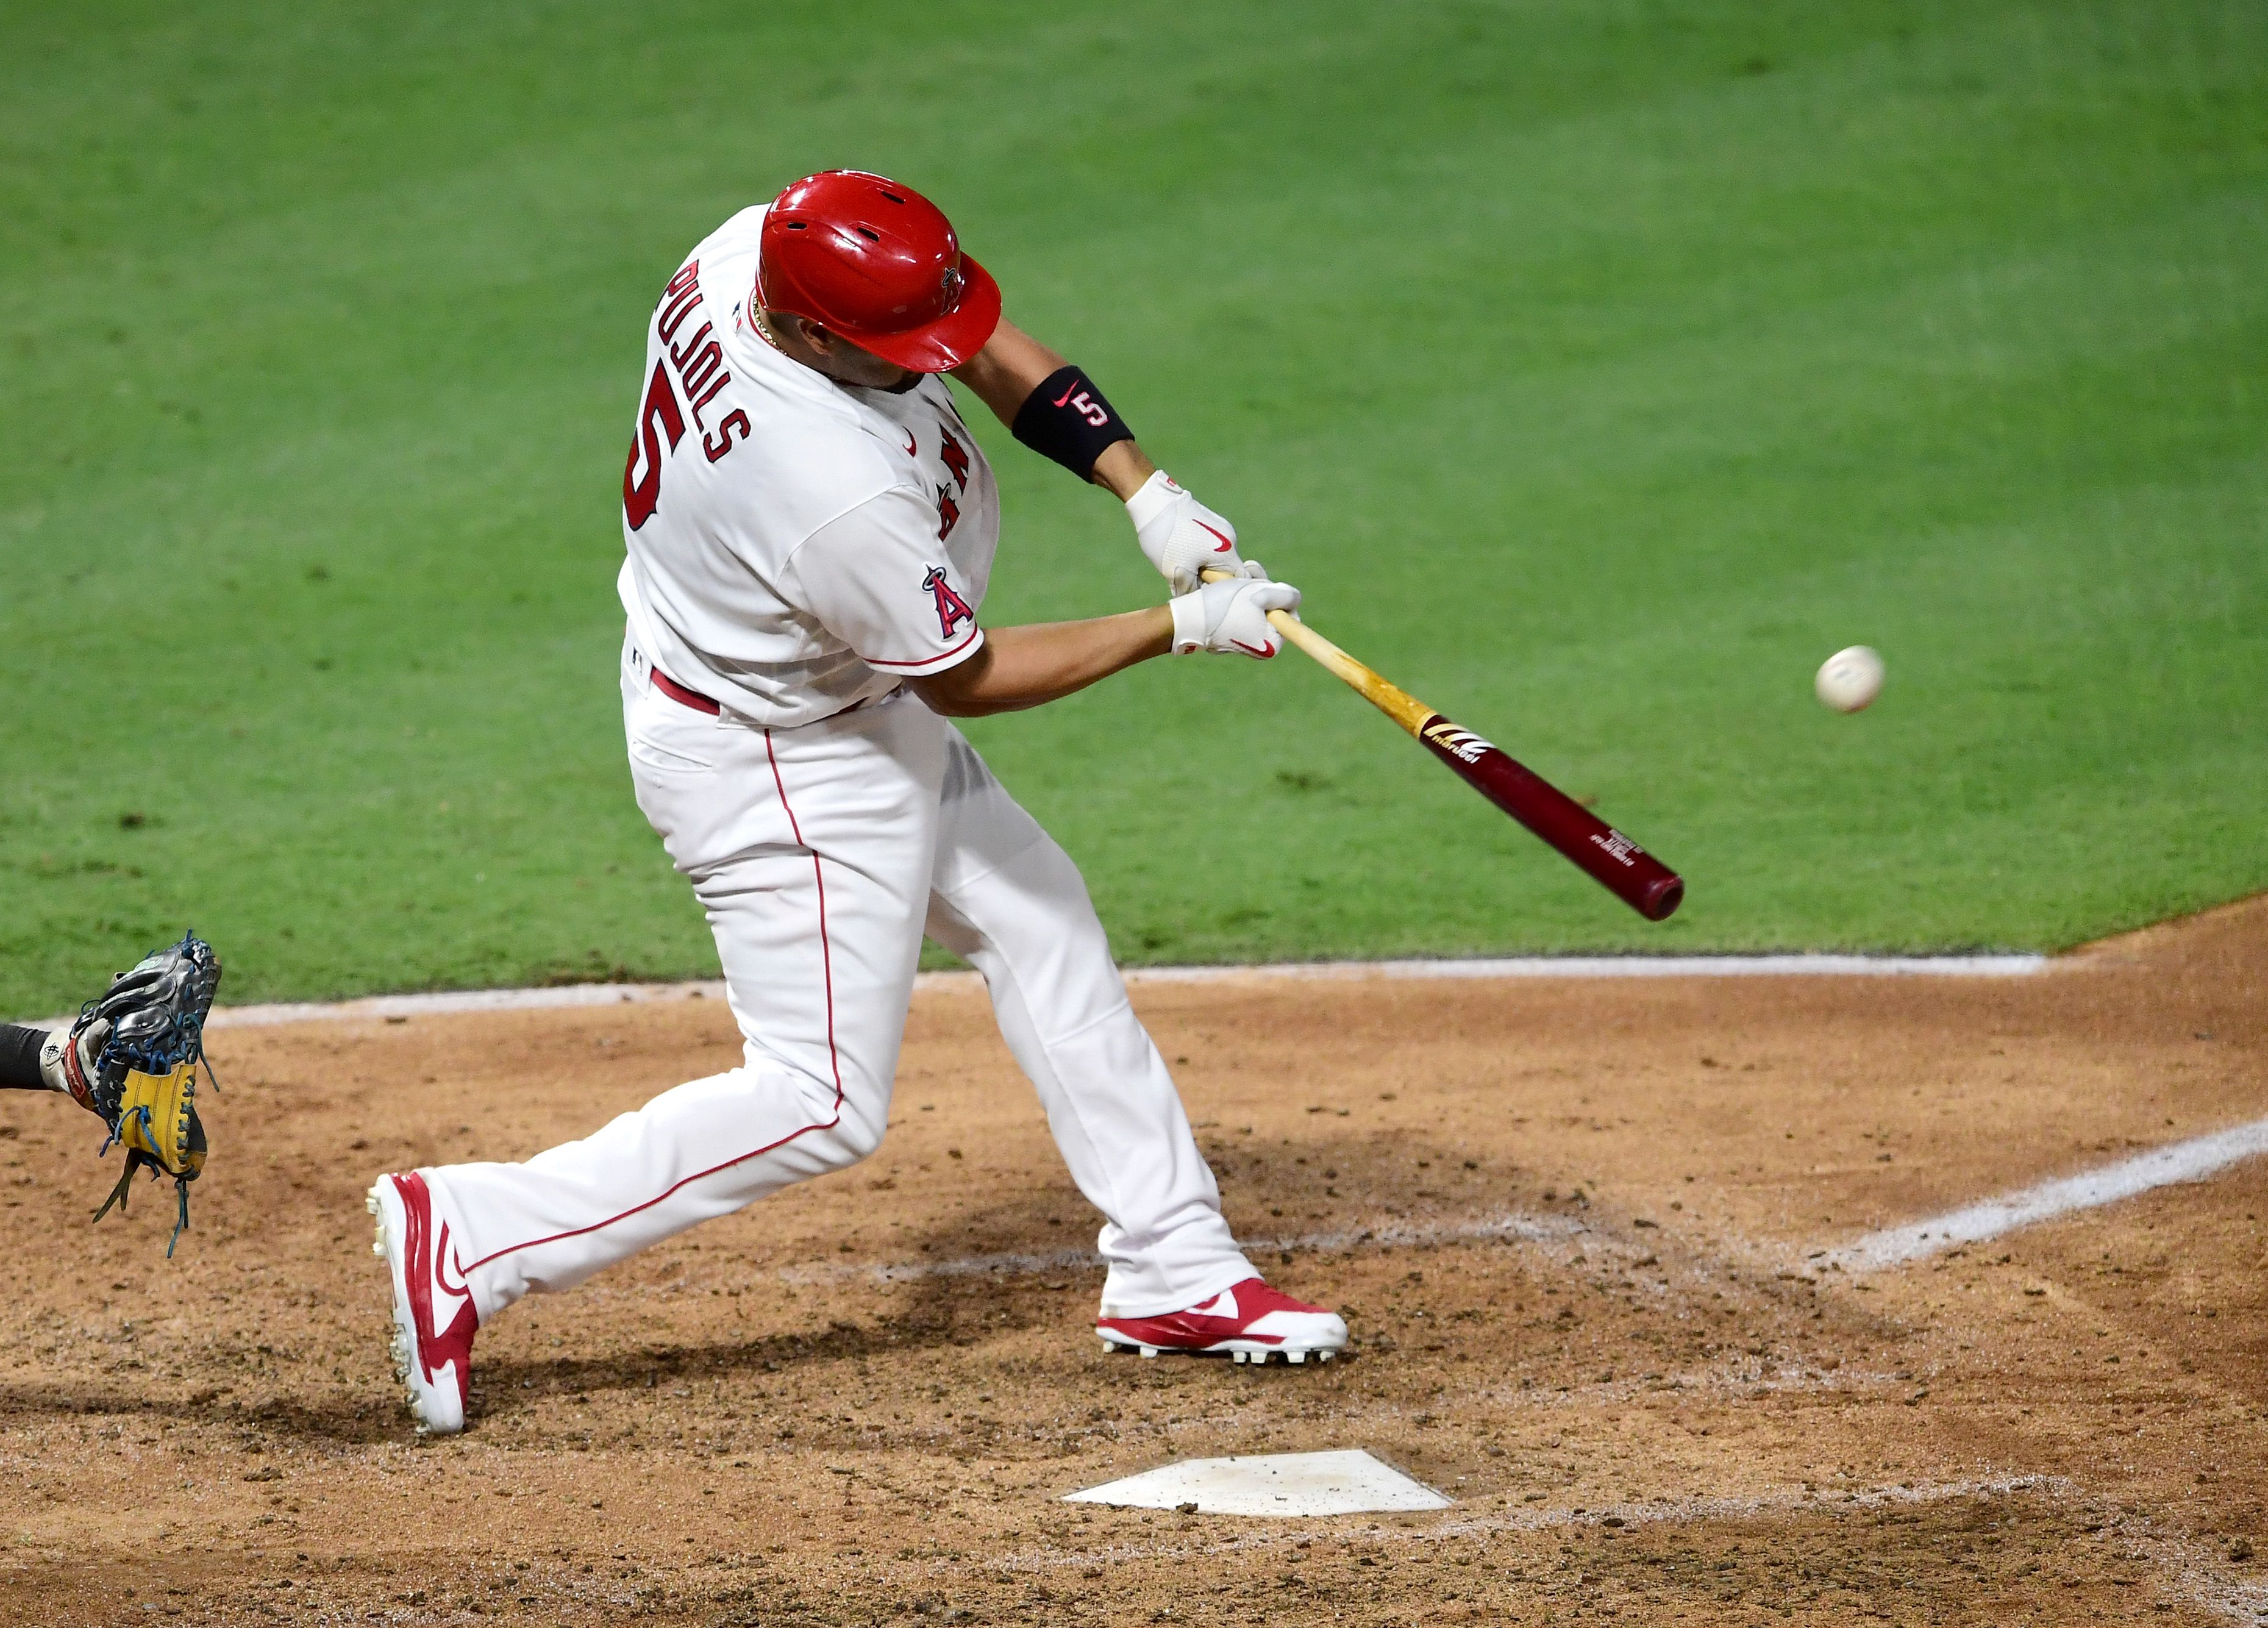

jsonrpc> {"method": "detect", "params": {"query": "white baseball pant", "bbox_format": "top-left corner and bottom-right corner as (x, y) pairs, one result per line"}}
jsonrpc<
(424, 643), (1255, 1324)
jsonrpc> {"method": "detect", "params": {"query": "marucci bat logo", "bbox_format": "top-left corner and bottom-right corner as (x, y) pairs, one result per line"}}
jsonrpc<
(1421, 719), (1496, 765)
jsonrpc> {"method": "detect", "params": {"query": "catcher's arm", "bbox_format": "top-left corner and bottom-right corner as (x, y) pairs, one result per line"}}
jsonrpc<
(0, 1018), (112, 1104)
(0, 1023), (57, 1093)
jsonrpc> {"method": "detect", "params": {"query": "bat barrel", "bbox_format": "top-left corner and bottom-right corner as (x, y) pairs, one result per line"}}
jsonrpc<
(1225, 578), (1685, 922)
(1416, 713), (1685, 921)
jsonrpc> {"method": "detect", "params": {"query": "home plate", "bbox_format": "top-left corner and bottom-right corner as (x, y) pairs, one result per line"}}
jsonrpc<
(1063, 1450), (1451, 1517)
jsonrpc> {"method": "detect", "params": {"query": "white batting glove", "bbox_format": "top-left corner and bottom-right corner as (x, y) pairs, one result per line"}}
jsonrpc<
(1169, 575), (1300, 658)
(1126, 470), (1257, 594)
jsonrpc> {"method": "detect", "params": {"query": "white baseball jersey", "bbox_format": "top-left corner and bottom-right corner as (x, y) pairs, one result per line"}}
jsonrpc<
(616, 206), (1000, 727)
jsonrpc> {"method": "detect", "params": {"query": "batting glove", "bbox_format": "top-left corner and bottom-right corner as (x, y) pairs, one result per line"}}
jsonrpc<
(1127, 470), (1258, 594)
(1169, 574), (1300, 658)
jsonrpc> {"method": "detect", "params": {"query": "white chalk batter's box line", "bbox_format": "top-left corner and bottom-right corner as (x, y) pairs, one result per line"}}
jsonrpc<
(90, 949), (2045, 1034)
(762, 1113), (2268, 1293)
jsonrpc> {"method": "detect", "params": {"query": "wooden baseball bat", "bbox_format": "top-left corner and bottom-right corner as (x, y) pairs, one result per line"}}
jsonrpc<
(1207, 571), (1685, 921)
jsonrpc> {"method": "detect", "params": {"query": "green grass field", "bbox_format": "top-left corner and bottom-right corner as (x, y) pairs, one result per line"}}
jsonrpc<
(3, 0), (2263, 1014)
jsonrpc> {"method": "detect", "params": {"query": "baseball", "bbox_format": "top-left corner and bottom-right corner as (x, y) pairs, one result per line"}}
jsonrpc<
(1815, 644), (1884, 713)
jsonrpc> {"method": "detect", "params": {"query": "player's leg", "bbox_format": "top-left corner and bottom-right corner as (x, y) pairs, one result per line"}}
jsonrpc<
(922, 727), (1344, 1360)
(429, 692), (944, 1311)
(371, 681), (948, 1429)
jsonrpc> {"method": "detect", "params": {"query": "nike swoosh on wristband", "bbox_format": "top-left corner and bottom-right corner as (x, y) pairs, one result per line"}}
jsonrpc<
(1194, 519), (1235, 552)
(1231, 638), (1276, 658)
(1052, 376), (1082, 407)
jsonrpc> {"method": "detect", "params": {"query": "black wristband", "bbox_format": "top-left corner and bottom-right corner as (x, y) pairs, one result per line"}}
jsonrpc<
(0, 1023), (49, 1091)
(1011, 365), (1135, 481)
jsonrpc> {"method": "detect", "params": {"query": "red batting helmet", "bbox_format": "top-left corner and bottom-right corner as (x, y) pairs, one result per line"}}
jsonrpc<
(755, 170), (1002, 373)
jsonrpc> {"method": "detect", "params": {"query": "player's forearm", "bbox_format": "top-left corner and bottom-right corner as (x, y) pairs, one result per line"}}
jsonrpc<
(0, 1024), (55, 1092)
(952, 319), (1156, 499)
(950, 316), (1063, 422)
(908, 607), (1172, 718)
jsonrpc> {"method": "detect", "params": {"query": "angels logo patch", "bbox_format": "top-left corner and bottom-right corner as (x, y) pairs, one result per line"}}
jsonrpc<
(922, 565), (974, 640)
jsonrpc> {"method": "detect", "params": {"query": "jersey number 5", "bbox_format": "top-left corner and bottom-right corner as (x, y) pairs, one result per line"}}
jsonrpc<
(623, 360), (685, 530)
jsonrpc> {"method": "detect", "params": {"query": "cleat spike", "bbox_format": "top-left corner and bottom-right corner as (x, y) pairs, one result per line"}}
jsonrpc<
(1287, 1349), (1307, 1365)
(1138, 1344), (1159, 1358)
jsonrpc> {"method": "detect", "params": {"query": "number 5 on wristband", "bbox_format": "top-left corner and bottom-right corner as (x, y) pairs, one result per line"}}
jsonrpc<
(1011, 365), (1134, 480)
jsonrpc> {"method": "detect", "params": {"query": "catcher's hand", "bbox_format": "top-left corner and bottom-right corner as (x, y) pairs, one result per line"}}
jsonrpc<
(44, 932), (223, 1255)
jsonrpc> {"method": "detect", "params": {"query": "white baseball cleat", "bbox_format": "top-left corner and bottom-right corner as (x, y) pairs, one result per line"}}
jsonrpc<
(367, 1171), (479, 1435)
(1096, 1278), (1347, 1365)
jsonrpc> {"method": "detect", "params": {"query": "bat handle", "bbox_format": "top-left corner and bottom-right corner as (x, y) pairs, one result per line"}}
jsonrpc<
(1201, 570), (1435, 735)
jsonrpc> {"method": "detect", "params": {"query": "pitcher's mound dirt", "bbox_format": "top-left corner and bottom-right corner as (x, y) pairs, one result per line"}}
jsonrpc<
(2, 902), (2263, 1624)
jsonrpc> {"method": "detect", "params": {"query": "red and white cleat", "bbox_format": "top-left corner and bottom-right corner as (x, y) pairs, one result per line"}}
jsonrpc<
(1097, 1278), (1347, 1365)
(367, 1171), (479, 1435)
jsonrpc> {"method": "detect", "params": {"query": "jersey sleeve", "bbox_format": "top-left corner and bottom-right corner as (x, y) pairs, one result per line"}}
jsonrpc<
(780, 486), (986, 674)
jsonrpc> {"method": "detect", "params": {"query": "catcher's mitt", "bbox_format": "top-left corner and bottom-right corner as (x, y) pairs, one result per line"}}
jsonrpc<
(48, 932), (223, 1255)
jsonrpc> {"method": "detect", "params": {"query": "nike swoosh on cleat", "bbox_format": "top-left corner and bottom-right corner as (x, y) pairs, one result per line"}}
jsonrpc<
(435, 1219), (472, 1306)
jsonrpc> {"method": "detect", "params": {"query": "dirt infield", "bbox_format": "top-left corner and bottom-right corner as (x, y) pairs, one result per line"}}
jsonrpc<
(2, 904), (2264, 1626)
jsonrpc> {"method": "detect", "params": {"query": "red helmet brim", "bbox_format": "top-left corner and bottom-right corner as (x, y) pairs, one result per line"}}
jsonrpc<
(818, 253), (1002, 374)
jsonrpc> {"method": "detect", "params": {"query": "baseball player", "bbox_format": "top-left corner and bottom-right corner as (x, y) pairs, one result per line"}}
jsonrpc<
(369, 170), (1345, 1435)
